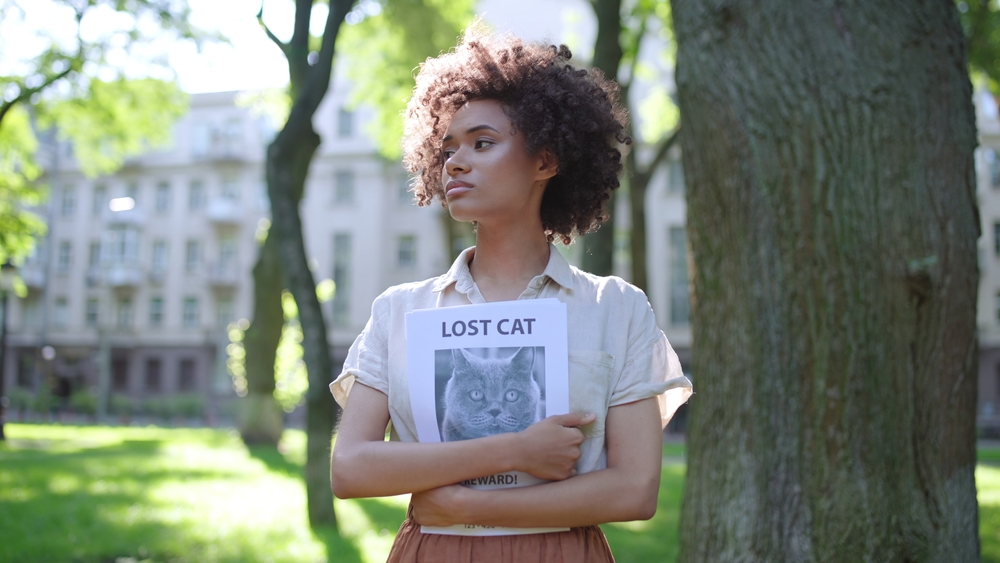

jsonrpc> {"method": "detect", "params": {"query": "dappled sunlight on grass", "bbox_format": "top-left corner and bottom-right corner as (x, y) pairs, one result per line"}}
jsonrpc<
(980, 465), (1000, 563)
(601, 463), (685, 562)
(2, 424), (999, 563)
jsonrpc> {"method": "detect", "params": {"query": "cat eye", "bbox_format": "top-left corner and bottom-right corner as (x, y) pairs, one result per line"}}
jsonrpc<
(505, 390), (519, 402)
(469, 390), (484, 401)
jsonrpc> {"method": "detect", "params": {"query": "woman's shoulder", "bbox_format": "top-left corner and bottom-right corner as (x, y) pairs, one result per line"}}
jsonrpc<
(566, 264), (651, 304)
(369, 274), (448, 314)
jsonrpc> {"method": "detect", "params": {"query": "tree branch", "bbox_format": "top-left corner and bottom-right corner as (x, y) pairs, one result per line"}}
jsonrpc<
(623, 10), (648, 93)
(0, 67), (74, 131)
(257, 2), (289, 56)
(634, 125), (681, 188)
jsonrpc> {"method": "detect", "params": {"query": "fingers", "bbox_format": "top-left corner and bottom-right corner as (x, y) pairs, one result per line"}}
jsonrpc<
(548, 412), (596, 428)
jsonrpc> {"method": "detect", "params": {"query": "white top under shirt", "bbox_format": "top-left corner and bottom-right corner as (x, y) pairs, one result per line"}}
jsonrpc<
(330, 244), (693, 476)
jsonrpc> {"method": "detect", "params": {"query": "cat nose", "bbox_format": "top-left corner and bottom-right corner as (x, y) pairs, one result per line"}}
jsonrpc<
(488, 407), (502, 417)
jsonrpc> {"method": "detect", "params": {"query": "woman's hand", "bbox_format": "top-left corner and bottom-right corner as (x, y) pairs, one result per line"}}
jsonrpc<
(411, 484), (468, 527)
(512, 412), (595, 480)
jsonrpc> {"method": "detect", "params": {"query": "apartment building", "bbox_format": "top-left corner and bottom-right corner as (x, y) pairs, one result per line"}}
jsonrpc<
(1, 86), (448, 415)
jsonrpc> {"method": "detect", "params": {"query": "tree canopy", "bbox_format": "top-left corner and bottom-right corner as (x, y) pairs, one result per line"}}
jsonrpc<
(0, 0), (212, 262)
(337, 0), (475, 160)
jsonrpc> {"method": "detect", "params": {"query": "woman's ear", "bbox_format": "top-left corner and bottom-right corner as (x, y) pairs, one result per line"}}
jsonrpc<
(536, 149), (559, 181)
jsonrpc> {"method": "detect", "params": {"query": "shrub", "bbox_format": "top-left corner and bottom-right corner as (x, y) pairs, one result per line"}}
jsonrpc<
(69, 390), (98, 416)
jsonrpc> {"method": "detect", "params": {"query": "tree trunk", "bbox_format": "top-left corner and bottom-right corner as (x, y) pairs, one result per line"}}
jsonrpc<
(580, 0), (624, 276)
(259, 0), (353, 529)
(241, 234), (285, 446)
(267, 124), (340, 528)
(674, 1), (980, 561)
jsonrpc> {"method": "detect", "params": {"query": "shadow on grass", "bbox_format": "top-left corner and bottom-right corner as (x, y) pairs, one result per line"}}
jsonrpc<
(0, 439), (209, 562)
(247, 443), (303, 478)
(600, 463), (685, 563)
(312, 524), (367, 563)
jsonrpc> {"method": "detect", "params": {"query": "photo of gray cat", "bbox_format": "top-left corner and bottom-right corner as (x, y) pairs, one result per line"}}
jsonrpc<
(434, 347), (546, 442)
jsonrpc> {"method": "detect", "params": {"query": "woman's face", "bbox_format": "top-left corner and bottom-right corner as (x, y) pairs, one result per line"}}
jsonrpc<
(440, 99), (556, 227)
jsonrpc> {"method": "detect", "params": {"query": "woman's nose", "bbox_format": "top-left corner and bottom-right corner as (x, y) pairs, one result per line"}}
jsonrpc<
(445, 149), (467, 175)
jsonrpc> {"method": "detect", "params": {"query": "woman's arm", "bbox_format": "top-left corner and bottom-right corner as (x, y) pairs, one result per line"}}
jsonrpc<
(331, 382), (595, 499)
(410, 397), (664, 528)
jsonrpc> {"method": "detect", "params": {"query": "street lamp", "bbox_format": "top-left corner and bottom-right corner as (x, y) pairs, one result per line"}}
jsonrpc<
(0, 260), (17, 441)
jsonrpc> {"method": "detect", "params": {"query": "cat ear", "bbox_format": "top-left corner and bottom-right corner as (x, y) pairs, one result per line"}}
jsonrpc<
(453, 348), (474, 371)
(510, 347), (534, 374)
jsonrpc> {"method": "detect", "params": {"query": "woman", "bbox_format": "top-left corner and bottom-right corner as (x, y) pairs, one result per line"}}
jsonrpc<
(330, 27), (692, 562)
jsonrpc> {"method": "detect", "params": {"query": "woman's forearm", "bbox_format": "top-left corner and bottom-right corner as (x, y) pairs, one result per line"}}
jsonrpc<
(331, 382), (591, 499)
(332, 432), (518, 498)
(458, 464), (659, 527)
(411, 397), (665, 528)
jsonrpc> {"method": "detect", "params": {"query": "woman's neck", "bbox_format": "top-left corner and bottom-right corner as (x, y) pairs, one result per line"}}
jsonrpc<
(468, 224), (550, 303)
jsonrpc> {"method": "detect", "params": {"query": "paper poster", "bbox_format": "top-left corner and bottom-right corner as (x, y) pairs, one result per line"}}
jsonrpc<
(405, 299), (569, 536)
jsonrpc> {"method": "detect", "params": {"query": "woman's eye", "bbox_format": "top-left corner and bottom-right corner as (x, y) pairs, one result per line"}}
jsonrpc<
(469, 390), (484, 401)
(474, 139), (493, 149)
(443, 148), (455, 158)
(505, 390), (519, 402)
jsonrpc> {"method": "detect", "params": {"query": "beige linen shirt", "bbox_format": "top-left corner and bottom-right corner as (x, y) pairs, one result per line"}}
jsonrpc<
(330, 245), (693, 475)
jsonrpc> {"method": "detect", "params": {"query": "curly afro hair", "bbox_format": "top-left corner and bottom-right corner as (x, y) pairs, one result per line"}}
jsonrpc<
(402, 26), (630, 244)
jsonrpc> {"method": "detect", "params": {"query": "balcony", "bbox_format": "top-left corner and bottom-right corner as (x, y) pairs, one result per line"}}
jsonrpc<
(86, 266), (102, 287)
(103, 206), (146, 227)
(206, 262), (240, 288)
(205, 198), (241, 226)
(148, 269), (167, 285)
(20, 263), (46, 289)
(105, 264), (143, 288)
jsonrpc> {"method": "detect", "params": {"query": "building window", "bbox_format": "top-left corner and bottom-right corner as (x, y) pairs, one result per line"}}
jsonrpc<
(397, 235), (417, 268)
(21, 297), (40, 329)
(334, 170), (355, 205)
(185, 240), (201, 273)
(61, 186), (76, 217)
(92, 184), (107, 216)
(192, 122), (210, 157)
(179, 359), (196, 392)
(988, 148), (1000, 189)
(106, 225), (139, 266)
(183, 297), (199, 328)
(85, 298), (99, 327)
(667, 158), (685, 194)
(88, 241), (100, 269)
(151, 240), (168, 275)
(116, 298), (133, 329)
(53, 297), (68, 327)
(112, 358), (129, 392)
(216, 298), (234, 328)
(669, 226), (690, 325)
(125, 182), (138, 205)
(337, 107), (353, 138)
(57, 241), (72, 274)
(398, 175), (412, 205)
(221, 176), (240, 200)
(219, 236), (237, 273)
(149, 297), (164, 327)
(188, 180), (205, 210)
(144, 358), (162, 393)
(332, 233), (351, 326)
(155, 181), (171, 213)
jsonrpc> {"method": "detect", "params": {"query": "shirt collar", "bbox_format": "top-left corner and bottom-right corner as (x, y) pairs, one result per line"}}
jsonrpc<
(432, 243), (576, 294)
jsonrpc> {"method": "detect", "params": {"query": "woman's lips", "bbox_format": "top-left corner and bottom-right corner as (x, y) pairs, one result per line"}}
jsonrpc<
(445, 180), (473, 196)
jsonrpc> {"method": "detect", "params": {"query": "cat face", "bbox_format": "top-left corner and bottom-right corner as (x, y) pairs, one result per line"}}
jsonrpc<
(441, 347), (540, 441)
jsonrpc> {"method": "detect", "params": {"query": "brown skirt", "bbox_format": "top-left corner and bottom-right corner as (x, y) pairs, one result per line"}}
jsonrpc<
(386, 509), (616, 563)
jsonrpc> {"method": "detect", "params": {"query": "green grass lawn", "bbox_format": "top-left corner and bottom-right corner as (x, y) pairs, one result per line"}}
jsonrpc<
(0, 424), (996, 563)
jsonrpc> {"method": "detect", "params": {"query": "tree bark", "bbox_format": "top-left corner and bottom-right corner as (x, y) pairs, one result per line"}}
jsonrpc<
(674, 1), (980, 561)
(580, 0), (624, 276)
(260, 0), (354, 529)
(241, 234), (285, 446)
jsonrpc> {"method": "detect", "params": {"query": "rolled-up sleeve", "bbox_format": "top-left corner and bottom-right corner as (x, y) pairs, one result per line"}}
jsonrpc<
(608, 288), (693, 428)
(329, 294), (390, 408)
